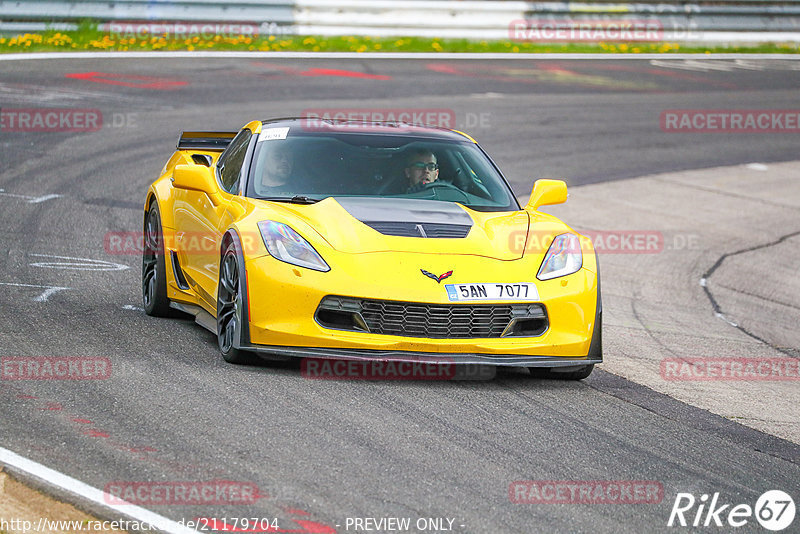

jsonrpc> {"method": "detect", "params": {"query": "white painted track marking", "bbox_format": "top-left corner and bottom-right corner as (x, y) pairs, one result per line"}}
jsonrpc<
(0, 282), (70, 302)
(28, 194), (62, 204)
(0, 190), (62, 203)
(29, 254), (129, 272)
(0, 446), (201, 534)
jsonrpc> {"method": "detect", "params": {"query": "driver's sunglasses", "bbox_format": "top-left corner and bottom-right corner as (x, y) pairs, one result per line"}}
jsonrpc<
(409, 162), (439, 171)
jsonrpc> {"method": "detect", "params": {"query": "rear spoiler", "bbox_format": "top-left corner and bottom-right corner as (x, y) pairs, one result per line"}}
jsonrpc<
(177, 131), (237, 151)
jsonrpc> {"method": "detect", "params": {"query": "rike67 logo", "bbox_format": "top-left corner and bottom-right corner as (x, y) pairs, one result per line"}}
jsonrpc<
(668, 490), (795, 531)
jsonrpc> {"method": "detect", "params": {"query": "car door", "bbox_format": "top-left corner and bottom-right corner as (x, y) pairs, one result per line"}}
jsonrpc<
(174, 129), (252, 310)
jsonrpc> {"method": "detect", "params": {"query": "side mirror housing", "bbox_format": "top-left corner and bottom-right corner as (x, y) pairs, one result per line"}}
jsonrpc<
(172, 164), (219, 202)
(525, 179), (568, 211)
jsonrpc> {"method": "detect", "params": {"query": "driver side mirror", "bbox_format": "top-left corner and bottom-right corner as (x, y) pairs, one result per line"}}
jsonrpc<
(525, 179), (568, 211)
(172, 164), (220, 204)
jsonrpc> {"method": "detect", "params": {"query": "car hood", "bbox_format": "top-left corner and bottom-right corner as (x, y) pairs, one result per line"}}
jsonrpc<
(271, 197), (530, 260)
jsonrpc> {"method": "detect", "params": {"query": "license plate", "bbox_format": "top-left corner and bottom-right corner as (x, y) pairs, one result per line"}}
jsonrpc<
(445, 283), (539, 302)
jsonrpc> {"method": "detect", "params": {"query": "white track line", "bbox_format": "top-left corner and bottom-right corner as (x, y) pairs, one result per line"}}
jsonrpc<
(0, 281), (70, 302)
(0, 446), (200, 534)
(0, 51), (798, 61)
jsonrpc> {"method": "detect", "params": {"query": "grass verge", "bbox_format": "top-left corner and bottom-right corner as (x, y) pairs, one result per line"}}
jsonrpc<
(1, 22), (799, 54)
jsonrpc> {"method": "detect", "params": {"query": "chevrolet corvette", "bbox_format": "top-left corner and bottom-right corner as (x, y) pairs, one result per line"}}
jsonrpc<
(142, 118), (601, 379)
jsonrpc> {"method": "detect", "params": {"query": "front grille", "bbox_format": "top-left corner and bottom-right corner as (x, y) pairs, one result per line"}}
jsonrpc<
(360, 299), (513, 338)
(363, 221), (471, 238)
(316, 296), (548, 339)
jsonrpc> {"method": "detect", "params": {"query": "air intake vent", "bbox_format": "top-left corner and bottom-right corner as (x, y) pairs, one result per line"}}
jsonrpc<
(315, 296), (548, 339)
(363, 221), (471, 238)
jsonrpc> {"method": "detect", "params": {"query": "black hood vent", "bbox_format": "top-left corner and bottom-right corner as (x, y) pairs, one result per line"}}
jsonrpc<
(335, 197), (474, 239)
(362, 221), (471, 238)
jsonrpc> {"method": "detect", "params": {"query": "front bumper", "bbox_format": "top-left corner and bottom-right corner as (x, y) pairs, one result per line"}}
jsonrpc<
(240, 344), (601, 367)
(243, 251), (600, 365)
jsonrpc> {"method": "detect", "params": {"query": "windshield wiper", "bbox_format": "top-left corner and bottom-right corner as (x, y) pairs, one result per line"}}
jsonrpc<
(261, 196), (321, 204)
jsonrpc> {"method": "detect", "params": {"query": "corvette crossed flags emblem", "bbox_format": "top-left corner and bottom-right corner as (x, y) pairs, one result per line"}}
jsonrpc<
(421, 269), (453, 283)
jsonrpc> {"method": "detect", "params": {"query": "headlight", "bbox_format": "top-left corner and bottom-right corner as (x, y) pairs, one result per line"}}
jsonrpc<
(537, 233), (582, 280)
(257, 221), (330, 272)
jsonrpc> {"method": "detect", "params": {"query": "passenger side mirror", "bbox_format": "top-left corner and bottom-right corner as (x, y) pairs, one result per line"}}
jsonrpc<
(525, 179), (568, 211)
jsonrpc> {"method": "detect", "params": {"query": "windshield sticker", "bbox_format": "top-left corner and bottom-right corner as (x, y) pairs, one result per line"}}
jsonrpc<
(258, 127), (290, 142)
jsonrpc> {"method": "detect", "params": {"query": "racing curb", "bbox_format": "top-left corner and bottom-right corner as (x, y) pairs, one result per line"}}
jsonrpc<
(0, 446), (200, 534)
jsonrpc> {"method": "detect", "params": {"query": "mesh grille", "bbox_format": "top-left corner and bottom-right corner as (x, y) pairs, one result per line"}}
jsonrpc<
(363, 221), (471, 238)
(359, 299), (513, 339)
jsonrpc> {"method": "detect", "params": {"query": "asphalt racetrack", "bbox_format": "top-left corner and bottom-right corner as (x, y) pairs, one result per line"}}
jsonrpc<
(1, 56), (799, 534)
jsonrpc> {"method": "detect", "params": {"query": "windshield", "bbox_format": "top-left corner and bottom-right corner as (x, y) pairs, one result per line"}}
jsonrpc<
(245, 131), (519, 212)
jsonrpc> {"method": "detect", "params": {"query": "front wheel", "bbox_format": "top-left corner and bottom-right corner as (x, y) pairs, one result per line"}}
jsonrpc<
(217, 241), (254, 364)
(529, 365), (594, 380)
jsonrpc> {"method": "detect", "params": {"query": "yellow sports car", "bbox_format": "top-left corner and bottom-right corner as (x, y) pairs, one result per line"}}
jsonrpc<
(142, 118), (601, 379)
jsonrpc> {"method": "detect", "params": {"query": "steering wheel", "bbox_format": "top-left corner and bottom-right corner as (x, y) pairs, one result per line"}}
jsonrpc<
(418, 180), (470, 201)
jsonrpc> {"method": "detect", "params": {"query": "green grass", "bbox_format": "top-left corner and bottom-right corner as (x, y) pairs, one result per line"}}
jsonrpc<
(1, 22), (798, 54)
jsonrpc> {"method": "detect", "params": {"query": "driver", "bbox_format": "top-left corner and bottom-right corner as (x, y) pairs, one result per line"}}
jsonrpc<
(259, 142), (294, 192)
(404, 149), (439, 193)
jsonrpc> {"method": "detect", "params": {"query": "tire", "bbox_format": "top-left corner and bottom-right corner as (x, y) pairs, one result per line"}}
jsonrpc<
(216, 241), (254, 364)
(529, 364), (594, 380)
(529, 267), (602, 381)
(142, 202), (172, 317)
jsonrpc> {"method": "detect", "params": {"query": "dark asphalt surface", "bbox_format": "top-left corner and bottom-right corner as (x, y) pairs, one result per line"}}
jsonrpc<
(1, 57), (799, 534)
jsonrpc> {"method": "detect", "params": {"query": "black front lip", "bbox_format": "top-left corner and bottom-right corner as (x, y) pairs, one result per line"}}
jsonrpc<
(239, 344), (601, 367)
